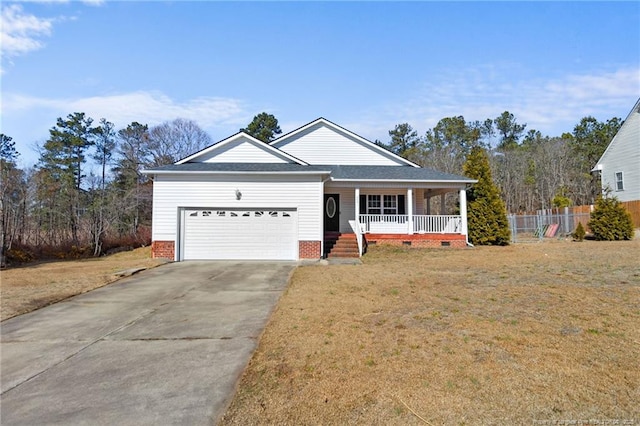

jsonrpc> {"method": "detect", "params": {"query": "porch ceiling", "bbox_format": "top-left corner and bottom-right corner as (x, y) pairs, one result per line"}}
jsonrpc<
(424, 188), (453, 197)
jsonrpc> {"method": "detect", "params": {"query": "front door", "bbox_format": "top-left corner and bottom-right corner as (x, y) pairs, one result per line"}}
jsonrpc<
(324, 194), (340, 232)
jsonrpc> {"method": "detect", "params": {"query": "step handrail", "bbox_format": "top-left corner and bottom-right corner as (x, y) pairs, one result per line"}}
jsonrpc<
(348, 220), (364, 257)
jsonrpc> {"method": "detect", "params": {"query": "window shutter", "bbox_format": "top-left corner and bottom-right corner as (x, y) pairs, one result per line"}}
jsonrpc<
(398, 195), (406, 215)
(359, 195), (367, 214)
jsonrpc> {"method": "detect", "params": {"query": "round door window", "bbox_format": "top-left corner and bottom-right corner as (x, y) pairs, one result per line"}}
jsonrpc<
(326, 197), (336, 218)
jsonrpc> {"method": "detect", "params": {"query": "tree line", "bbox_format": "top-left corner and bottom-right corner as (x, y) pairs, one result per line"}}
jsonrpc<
(0, 111), (622, 263)
(380, 111), (622, 213)
(1, 114), (213, 263)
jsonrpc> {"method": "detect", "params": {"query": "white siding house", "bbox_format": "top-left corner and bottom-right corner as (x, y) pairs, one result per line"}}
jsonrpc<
(593, 98), (640, 202)
(144, 118), (476, 261)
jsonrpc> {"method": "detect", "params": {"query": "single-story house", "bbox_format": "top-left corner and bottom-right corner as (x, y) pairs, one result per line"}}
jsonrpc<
(593, 97), (640, 202)
(143, 118), (476, 261)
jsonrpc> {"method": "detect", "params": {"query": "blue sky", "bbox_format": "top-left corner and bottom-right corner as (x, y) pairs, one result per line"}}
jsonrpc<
(2, 1), (639, 167)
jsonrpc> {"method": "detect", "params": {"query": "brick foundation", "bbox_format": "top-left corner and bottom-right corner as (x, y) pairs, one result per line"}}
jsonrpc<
(366, 234), (467, 248)
(152, 240), (175, 260)
(299, 241), (321, 259)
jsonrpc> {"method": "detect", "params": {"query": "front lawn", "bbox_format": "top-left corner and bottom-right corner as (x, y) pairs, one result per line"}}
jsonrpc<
(221, 240), (640, 425)
(0, 247), (167, 321)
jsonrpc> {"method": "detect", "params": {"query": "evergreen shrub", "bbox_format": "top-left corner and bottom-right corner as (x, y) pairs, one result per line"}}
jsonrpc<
(572, 222), (586, 242)
(587, 193), (634, 241)
(463, 147), (511, 245)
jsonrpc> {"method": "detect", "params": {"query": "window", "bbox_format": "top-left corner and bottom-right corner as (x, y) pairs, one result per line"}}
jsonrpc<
(383, 195), (397, 215)
(615, 172), (624, 191)
(361, 194), (406, 215)
(367, 195), (381, 214)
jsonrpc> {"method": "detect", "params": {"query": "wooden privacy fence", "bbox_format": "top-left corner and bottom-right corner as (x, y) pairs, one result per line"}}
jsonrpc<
(619, 200), (640, 228)
(570, 201), (640, 228)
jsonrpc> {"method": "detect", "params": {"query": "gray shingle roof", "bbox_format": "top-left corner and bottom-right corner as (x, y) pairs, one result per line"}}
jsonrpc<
(143, 163), (475, 183)
(326, 165), (474, 182)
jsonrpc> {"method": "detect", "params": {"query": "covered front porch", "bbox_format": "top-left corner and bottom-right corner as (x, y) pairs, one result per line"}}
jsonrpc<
(323, 184), (470, 256)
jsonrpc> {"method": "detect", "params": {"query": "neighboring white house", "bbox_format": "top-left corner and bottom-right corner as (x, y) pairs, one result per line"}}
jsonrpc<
(593, 97), (640, 202)
(143, 118), (476, 261)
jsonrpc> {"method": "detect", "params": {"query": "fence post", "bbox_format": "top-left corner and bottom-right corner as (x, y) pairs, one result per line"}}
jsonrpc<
(537, 210), (544, 241)
(508, 214), (516, 243)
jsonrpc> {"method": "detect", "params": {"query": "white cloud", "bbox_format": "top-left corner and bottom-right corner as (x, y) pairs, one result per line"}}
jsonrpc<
(359, 65), (640, 141)
(4, 90), (251, 128)
(0, 3), (90, 73)
(2, 90), (254, 165)
(0, 4), (53, 58)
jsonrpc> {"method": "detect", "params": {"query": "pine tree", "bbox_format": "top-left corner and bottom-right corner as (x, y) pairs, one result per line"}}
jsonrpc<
(388, 123), (420, 156)
(463, 147), (511, 245)
(587, 192), (634, 241)
(241, 113), (282, 143)
(38, 112), (95, 244)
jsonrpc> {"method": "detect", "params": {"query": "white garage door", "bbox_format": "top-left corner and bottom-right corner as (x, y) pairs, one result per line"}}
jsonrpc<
(181, 208), (297, 260)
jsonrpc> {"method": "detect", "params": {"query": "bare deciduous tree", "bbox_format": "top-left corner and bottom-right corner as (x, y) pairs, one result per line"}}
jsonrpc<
(147, 118), (212, 167)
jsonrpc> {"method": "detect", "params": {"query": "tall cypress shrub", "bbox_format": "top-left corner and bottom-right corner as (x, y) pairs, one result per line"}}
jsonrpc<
(463, 147), (511, 245)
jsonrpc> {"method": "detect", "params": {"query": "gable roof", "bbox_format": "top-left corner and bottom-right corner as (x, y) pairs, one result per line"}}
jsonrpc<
(176, 132), (308, 165)
(593, 97), (640, 171)
(270, 117), (420, 167)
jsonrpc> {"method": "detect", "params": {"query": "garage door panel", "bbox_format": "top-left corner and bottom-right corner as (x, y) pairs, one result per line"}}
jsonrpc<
(182, 209), (297, 260)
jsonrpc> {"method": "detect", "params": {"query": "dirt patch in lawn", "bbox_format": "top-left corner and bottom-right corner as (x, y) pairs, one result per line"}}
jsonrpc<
(0, 247), (167, 321)
(221, 240), (640, 425)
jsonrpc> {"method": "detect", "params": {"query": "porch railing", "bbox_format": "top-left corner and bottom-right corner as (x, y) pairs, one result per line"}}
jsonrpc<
(413, 215), (462, 234)
(359, 214), (462, 234)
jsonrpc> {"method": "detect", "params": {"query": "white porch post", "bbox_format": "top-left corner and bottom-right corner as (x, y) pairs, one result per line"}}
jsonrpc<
(355, 187), (360, 229)
(440, 193), (446, 215)
(460, 188), (468, 243)
(407, 188), (414, 235)
(426, 196), (431, 215)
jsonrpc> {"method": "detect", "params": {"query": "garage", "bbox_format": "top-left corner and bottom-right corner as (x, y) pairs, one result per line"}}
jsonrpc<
(180, 208), (298, 260)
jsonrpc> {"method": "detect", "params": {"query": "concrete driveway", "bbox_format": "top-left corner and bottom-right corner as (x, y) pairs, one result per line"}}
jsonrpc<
(0, 261), (295, 425)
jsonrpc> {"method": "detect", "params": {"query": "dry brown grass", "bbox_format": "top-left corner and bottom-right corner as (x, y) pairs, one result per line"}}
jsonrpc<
(221, 240), (640, 425)
(0, 247), (167, 321)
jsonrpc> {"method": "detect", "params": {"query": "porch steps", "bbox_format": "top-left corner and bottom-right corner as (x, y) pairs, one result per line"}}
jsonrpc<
(324, 232), (359, 258)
